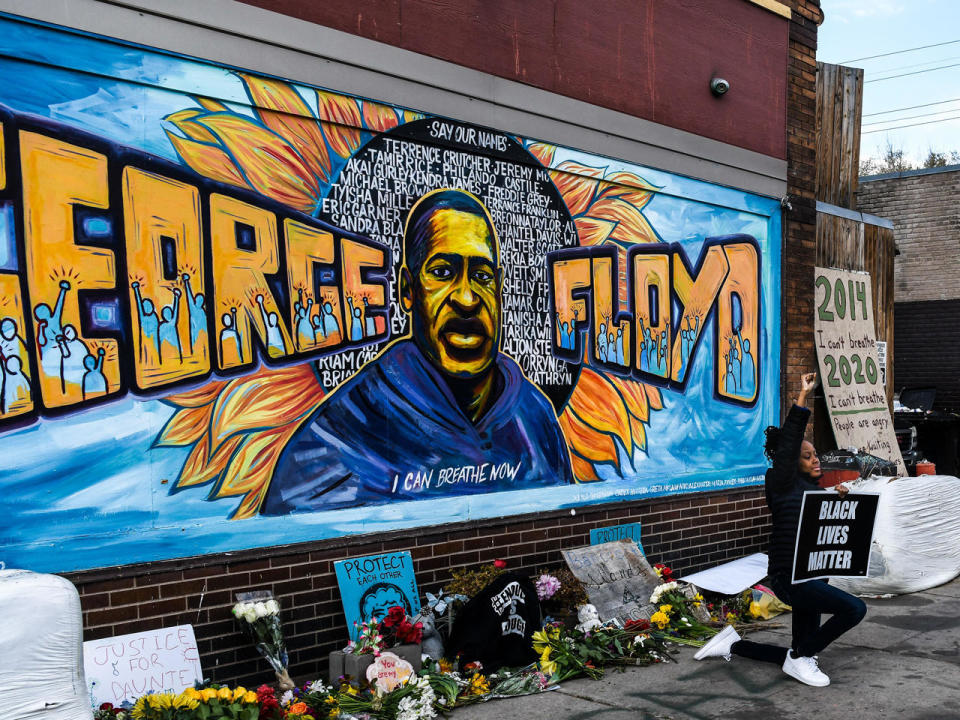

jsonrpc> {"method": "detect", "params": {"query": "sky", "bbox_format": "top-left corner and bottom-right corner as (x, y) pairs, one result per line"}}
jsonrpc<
(818, 0), (960, 167)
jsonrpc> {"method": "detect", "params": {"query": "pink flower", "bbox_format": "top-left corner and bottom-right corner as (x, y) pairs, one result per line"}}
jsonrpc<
(535, 574), (561, 600)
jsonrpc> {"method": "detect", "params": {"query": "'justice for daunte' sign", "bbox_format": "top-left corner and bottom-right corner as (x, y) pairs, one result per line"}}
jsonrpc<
(792, 491), (879, 583)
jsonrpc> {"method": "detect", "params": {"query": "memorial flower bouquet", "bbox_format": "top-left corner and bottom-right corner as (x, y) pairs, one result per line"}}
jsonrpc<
(232, 592), (294, 690)
(647, 582), (716, 644)
(128, 686), (260, 720)
(378, 606), (424, 647)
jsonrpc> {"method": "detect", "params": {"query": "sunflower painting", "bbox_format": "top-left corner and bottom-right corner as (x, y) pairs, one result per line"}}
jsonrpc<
(152, 73), (681, 518)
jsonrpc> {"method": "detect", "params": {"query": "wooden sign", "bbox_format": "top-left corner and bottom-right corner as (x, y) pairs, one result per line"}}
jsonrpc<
(562, 541), (659, 624)
(792, 491), (880, 582)
(814, 267), (905, 475)
(83, 625), (202, 708)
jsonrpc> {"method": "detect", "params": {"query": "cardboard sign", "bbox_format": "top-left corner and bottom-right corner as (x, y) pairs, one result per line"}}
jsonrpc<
(814, 267), (905, 475)
(366, 651), (414, 692)
(83, 625), (202, 708)
(792, 491), (880, 582)
(334, 551), (420, 640)
(590, 522), (644, 554)
(562, 541), (659, 624)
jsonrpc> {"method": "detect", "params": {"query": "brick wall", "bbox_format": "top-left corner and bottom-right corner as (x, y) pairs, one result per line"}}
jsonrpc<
(782, 0), (822, 423)
(857, 166), (960, 303)
(892, 300), (960, 412)
(66, 489), (770, 687)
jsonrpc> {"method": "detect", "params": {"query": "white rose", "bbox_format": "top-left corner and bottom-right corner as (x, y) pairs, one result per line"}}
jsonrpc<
(231, 604), (243, 618)
(265, 599), (280, 615)
(243, 608), (258, 623)
(254, 601), (269, 618)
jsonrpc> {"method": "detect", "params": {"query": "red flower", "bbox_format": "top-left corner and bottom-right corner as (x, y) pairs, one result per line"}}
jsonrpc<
(662, 566), (673, 576)
(99, 704), (115, 711)
(624, 618), (651, 631)
(654, 563), (664, 569)
(397, 619), (423, 644)
(494, 559), (507, 569)
(381, 606), (406, 628)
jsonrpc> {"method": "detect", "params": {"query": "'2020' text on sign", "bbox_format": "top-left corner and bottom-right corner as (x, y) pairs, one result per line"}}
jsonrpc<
(813, 267), (905, 475)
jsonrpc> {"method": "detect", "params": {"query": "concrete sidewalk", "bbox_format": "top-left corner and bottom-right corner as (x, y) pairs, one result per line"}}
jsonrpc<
(452, 576), (960, 720)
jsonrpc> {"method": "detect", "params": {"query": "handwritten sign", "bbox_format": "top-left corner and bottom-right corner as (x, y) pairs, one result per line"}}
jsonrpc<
(562, 541), (659, 624)
(366, 651), (414, 692)
(590, 522), (644, 554)
(334, 551), (420, 640)
(83, 625), (202, 708)
(792, 491), (880, 582)
(814, 267), (905, 475)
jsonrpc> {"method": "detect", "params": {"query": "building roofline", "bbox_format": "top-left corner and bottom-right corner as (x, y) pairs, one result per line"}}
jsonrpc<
(860, 163), (960, 182)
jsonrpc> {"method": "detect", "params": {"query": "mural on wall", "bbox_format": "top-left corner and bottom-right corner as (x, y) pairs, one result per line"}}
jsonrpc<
(0, 14), (779, 572)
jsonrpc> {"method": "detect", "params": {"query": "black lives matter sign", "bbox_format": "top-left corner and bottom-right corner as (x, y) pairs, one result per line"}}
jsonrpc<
(792, 491), (879, 583)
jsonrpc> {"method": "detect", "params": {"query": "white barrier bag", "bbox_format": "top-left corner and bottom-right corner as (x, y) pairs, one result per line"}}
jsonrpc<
(0, 570), (92, 719)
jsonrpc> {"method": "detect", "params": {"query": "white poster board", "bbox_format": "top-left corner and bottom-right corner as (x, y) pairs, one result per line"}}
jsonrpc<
(83, 625), (202, 707)
(814, 267), (905, 475)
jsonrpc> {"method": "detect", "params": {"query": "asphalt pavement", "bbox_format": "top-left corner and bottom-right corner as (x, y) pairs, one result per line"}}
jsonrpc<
(451, 575), (960, 720)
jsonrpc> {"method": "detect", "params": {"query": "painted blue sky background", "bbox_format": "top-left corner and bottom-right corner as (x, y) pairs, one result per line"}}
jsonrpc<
(0, 14), (779, 573)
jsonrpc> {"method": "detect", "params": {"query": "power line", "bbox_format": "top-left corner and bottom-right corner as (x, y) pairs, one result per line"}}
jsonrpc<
(863, 108), (960, 127)
(867, 53), (960, 75)
(862, 115), (960, 134)
(865, 61), (960, 83)
(863, 97), (960, 117)
(840, 38), (960, 64)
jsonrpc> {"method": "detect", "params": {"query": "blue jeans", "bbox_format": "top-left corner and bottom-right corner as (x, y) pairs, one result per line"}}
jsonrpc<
(731, 577), (867, 664)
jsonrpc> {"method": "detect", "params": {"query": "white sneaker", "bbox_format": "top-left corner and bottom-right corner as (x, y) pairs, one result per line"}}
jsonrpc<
(782, 651), (830, 687)
(694, 625), (741, 661)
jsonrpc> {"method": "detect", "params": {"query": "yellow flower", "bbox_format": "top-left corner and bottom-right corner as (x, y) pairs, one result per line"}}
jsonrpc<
(725, 612), (738, 623)
(694, 594), (704, 602)
(173, 690), (199, 710)
(650, 610), (670, 629)
(233, 686), (247, 701)
(469, 674), (490, 695)
(200, 688), (218, 701)
(217, 686), (233, 700)
(659, 604), (672, 614)
(131, 697), (148, 720)
(243, 691), (259, 704)
(749, 601), (763, 618)
(540, 656), (558, 676)
(532, 629), (551, 653)
(438, 658), (454, 673)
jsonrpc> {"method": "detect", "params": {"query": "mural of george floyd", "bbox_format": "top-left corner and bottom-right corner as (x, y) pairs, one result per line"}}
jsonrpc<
(0, 0), (819, 685)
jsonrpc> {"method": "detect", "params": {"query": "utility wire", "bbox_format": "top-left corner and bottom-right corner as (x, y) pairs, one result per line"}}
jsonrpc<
(862, 115), (960, 134)
(864, 97), (960, 117)
(841, 38), (960, 64)
(863, 108), (960, 127)
(865, 61), (960, 83)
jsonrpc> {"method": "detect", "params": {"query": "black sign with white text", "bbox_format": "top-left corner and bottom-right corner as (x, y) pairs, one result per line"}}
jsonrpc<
(792, 491), (879, 582)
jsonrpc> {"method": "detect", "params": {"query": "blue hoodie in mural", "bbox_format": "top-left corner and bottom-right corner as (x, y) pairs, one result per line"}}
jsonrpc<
(262, 339), (573, 514)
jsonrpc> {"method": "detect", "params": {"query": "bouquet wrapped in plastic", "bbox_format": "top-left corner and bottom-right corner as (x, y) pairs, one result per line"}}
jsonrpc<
(232, 591), (294, 690)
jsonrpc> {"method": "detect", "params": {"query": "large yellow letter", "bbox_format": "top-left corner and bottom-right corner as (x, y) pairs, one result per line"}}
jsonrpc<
(631, 251), (671, 379)
(21, 131), (119, 409)
(284, 219), (342, 352)
(210, 193), (292, 370)
(717, 242), (760, 403)
(123, 167), (208, 389)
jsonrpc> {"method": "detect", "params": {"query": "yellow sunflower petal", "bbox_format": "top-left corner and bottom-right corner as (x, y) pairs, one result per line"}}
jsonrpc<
(609, 376), (650, 423)
(195, 96), (228, 112)
(174, 434), (243, 490)
(550, 163), (602, 216)
(527, 142), (557, 167)
(629, 414), (647, 454)
(165, 130), (250, 189)
(153, 404), (213, 448)
(316, 90), (362, 158)
(362, 101), (400, 133)
(570, 451), (601, 482)
(166, 109), (219, 144)
(559, 407), (618, 464)
(191, 113), (320, 212)
(574, 216), (616, 246)
(162, 380), (228, 409)
(239, 73), (333, 184)
(645, 384), (664, 410)
(599, 170), (660, 209)
(567, 367), (632, 456)
(587, 195), (659, 244)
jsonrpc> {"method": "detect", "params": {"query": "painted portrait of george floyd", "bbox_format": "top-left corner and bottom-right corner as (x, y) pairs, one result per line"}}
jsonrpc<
(262, 188), (574, 513)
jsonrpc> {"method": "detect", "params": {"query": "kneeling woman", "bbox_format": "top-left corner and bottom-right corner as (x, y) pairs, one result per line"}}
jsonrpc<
(695, 371), (867, 687)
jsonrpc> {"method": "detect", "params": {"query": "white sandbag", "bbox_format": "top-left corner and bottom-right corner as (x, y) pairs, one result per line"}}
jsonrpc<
(832, 475), (960, 596)
(0, 570), (92, 720)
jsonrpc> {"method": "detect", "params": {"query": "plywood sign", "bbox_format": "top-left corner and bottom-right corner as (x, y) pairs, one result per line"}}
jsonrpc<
(814, 267), (905, 475)
(562, 541), (659, 624)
